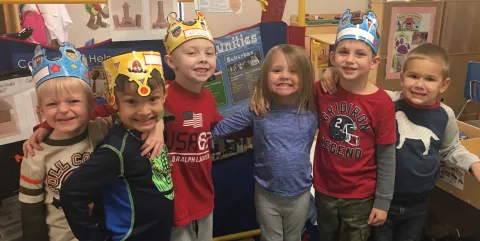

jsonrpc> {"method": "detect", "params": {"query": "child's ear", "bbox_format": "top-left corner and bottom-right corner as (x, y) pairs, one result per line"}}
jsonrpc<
(164, 55), (177, 71)
(329, 51), (335, 64)
(370, 55), (381, 70)
(36, 105), (43, 116)
(439, 78), (451, 94)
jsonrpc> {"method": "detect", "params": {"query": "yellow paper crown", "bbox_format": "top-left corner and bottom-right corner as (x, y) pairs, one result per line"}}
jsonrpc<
(164, 10), (214, 55)
(102, 51), (165, 106)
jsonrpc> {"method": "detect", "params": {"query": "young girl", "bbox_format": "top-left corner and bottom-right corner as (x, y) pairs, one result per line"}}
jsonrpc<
(212, 44), (317, 241)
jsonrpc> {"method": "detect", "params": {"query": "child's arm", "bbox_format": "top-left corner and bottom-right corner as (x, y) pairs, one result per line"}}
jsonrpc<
(212, 105), (253, 139)
(60, 147), (121, 241)
(439, 106), (480, 181)
(24, 103), (117, 157)
(369, 101), (397, 226)
(18, 155), (48, 241)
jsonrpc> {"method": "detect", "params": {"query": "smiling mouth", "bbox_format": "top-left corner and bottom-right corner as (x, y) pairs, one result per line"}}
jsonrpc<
(194, 68), (209, 73)
(343, 67), (357, 71)
(277, 83), (292, 87)
(134, 116), (156, 122)
(57, 118), (74, 123)
(411, 90), (427, 97)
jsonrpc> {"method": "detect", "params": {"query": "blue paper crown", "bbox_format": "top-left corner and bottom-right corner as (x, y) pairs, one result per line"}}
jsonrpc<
(30, 42), (91, 88)
(336, 9), (380, 54)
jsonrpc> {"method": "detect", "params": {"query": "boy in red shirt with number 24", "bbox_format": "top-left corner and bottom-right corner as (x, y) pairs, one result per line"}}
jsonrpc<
(313, 9), (396, 241)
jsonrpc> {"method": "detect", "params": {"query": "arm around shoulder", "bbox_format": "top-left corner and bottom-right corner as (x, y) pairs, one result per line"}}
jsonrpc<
(212, 105), (254, 139)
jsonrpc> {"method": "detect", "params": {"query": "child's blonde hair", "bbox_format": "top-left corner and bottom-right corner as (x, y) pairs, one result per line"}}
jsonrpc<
(251, 44), (316, 113)
(36, 77), (94, 107)
(402, 43), (449, 79)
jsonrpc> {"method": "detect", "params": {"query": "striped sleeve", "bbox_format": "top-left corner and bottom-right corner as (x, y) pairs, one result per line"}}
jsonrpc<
(19, 154), (45, 204)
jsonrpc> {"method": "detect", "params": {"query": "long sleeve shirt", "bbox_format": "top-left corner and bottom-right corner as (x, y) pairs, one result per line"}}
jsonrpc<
(212, 104), (318, 196)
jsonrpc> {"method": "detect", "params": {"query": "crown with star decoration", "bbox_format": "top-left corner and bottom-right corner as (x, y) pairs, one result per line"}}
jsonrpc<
(102, 51), (165, 106)
(336, 9), (380, 55)
(30, 42), (91, 88)
(164, 10), (214, 55)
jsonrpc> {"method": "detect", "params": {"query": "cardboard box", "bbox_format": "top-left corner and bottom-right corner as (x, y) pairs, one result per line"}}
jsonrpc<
(436, 120), (480, 210)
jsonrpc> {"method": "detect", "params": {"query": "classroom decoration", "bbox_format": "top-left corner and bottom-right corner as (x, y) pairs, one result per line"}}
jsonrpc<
(385, 7), (436, 79)
(108, 0), (178, 41)
(102, 51), (164, 105)
(335, 9), (380, 55)
(30, 42), (91, 88)
(164, 10), (214, 54)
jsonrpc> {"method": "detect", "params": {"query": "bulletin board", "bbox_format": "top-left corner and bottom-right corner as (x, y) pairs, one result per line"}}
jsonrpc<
(372, 1), (444, 92)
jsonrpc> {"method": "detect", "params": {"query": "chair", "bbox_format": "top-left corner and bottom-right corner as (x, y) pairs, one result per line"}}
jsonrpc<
(457, 62), (480, 119)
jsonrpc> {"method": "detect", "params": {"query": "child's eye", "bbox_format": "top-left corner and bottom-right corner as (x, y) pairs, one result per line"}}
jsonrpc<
(409, 74), (417, 79)
(290, 69), (297, 73)
(150, 96), (159, 102)
(69, 99), (80, 104)
(187, 52), (196, 56)
(46, 102), (57, 107)
(207, 52), (215, 56)
(126, 99), (136, 105)
(271, 69), (281, 73)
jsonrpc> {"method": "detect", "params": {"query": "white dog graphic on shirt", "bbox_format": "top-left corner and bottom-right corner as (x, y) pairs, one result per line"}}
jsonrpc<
(396, 111), (439, 155)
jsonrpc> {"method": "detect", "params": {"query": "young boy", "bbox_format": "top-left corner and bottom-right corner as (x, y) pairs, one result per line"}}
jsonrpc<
(320, 43), (480, 241)
(59, 51), (175, 241)
(19, 43), (110, 241)
(162, 11), (222, 240)
(313, 9), (396, 241)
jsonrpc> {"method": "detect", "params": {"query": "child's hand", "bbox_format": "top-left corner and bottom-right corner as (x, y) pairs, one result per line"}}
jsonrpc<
(141, 120), (165, 158)
(249, 100), (270, 116)
(320, 67), (339, 94)
(22, 128), (50, 157)
(368, 208), (387, 226)
(470, 162), (480, 182)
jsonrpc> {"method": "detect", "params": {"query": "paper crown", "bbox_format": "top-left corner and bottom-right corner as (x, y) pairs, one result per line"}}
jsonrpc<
(30, 42), (90, 88)
(336, 9), (380, 54)
(164, 10), (214, 55)
(102, 51), (165, 106)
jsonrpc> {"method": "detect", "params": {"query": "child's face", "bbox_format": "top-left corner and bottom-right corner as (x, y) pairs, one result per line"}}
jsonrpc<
(331, 40), (379, 82)
(401, 58), (450, 106)
(267, 51), (300, 98)
(166, 39), (216, 86)
(38, 90), (90, 138)
(115, 85), (165, 133)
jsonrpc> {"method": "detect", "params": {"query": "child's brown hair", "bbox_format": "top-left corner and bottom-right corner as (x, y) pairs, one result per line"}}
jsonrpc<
(402, 43), (449, 79)
(251, 44), (316, 113)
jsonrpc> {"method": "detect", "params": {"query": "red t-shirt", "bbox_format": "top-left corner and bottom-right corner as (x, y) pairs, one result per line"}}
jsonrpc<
(313, 82), (396, 199)
(165, 81), (223, 227)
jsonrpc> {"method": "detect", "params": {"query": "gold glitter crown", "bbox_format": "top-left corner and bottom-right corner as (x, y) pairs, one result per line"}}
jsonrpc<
(164, 10), (214, 55)
(102, 51), (164, 106)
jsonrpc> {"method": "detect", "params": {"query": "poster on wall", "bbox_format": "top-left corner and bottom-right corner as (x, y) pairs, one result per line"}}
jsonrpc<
(194, 0), (242, 14)
(108, 0), (177, 41)
(439, 162), (465, 190)
(84, 3), (111, 31)
(0, 75), (39, 146)
(385, 7), (436, 80)
(210, 26), (263, 117)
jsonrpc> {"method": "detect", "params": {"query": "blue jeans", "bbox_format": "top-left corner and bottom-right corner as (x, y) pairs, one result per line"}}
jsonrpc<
(373, 199), (429, 241)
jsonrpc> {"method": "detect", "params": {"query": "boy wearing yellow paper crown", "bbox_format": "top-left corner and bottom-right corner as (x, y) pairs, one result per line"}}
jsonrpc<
(18, 43), (111, 241)
(163, 11), (221, 241)
(60, 51), (175, 241)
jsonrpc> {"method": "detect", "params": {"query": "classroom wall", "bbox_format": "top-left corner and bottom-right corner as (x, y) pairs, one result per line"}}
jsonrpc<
(64, 0), (368, 47)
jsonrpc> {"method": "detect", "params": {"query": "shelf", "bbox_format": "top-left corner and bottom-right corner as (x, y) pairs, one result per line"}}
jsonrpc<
(0, 0), (106, 3)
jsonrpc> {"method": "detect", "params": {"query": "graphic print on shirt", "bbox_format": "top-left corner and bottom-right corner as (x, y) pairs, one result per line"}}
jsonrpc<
(396, 111), (439, 155)
(149, 146), (174, 200)
(183, 111), (203, 128)
(320, 101), (371, 159)
(166, 110), (212, 164)
(46, 152), (90, 209)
